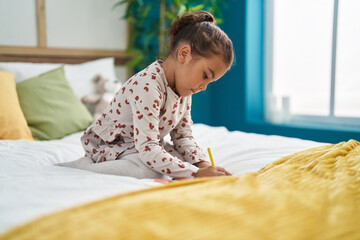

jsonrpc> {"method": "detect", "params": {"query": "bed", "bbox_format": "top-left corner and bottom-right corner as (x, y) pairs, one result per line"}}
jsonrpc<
(1, 57), (359, 239)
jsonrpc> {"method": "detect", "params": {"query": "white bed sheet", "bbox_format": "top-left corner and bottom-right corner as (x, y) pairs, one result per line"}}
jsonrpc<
(0, 124), (327, 233)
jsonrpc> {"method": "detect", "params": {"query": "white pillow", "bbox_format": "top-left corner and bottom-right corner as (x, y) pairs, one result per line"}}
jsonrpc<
(64, 58), (118, 99)
(0, 58), (117, 99)
(0, 62), (60, 83)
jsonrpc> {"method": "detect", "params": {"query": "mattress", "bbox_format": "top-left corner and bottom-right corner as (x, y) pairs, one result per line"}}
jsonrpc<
(0, 124), (327, 234)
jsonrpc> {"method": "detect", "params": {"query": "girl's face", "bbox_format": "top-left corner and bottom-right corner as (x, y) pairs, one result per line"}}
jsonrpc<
(173, 45), (228, 97)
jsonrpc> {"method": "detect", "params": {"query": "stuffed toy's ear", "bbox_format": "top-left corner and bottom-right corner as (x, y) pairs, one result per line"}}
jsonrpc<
(92, 74), (102, 83)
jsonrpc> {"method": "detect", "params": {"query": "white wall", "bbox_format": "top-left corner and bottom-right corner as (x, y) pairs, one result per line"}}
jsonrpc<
(0, 0), (128, 81)
(0, 0), (38, 46)
(45, 0), (127, 50)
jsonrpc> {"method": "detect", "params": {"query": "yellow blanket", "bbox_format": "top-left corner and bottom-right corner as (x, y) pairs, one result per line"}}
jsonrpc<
(2, 140), (360, 240)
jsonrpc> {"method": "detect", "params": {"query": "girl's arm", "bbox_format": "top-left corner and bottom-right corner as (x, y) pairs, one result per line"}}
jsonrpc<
(169, 103), (209, 166)
(127, 76), (199, 179)
(170, 107), (232, 178)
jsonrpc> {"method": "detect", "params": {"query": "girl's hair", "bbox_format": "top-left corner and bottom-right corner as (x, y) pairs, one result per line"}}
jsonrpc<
(168, 11), (234, 67)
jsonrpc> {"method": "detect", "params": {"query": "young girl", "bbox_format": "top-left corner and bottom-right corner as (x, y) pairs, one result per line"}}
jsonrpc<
(59, 11), (233, 180)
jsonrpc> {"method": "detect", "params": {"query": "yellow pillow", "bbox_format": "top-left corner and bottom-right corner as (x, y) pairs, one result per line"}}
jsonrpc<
(0, 71), (33, 140)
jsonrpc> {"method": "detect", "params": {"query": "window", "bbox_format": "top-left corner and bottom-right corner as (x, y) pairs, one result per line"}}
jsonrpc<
(265, 0), (360, 129)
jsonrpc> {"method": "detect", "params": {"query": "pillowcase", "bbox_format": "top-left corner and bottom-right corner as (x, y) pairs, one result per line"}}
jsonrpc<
(0, 58), (117, 99)
(0, 71), (33, 140)
(16, 67), (93, 140)
(64, 58), (118, 99)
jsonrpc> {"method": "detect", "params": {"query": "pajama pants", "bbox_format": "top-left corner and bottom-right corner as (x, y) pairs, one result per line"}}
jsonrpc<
(56, 143), (183, 180)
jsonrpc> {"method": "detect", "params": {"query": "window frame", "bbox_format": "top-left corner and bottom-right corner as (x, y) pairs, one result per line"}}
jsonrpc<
(263, 0), (360, 131)
(245, 0), (360, 143)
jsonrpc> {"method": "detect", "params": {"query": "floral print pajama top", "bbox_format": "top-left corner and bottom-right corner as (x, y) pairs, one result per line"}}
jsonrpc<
(80, 60), (207, 179)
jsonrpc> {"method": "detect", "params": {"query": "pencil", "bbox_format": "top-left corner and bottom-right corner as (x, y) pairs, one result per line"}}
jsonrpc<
(207, 147), (215, 166)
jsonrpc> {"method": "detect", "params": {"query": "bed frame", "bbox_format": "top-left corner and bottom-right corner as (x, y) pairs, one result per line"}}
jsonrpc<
(0, 46), (132, 66)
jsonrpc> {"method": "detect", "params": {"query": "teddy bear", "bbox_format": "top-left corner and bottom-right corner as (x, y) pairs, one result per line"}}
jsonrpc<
(81, 75), (122, 120)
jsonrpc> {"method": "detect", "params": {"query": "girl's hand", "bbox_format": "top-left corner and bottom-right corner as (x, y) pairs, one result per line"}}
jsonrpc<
(193, 161), (211, 168)
(194, 166), (232, 178)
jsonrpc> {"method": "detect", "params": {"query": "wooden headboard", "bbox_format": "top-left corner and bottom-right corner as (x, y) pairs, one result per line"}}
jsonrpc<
(0, 0), (133, 70)
(0, 45), (132, 66)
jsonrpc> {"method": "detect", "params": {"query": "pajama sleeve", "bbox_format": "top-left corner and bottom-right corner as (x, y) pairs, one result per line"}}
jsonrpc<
(127, 78), (199, 179)
(170, 102), (208, 165)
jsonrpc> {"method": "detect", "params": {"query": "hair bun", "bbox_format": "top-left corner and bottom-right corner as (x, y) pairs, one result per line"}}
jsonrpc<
(167, 10), (234, 67)
(168, 11), (215, 39)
